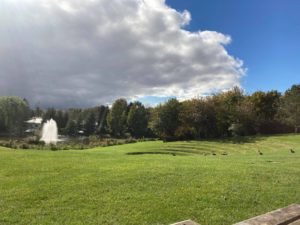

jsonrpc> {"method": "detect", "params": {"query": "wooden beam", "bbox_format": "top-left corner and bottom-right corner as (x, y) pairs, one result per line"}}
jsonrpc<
(233, 204), (300, 225)
(170, 219), (201, 225)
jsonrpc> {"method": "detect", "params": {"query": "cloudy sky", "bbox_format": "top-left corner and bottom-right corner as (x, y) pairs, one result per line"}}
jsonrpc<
(168, 0), (300, 96)
(0, 0), (245, 108)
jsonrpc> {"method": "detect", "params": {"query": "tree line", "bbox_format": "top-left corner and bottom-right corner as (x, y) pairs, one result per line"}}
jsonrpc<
(0, 84), (299, 140)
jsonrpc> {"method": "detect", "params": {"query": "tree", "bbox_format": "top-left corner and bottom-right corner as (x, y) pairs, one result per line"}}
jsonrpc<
(179, 98), (217, 139)
(55, 110), (65, 131)
(250, 91), (281, 120)
(95, 106), (109, 135)
(84, 112), (96, 135)
(249, 90), (281, 133)
(61, 111), (69, 130)
(33, 107), (44, 117)
(65, 119), (77, 136)
(0, 96), (30, 136)
(150, 98), (181, 140)
(107, 98), (128, 137)
(127, 101), (148, 138)
(278, 84), (300, 133)
(212, 87), (245, 137)
(43, 108), (56, 122)
(228, 98), (256, 136)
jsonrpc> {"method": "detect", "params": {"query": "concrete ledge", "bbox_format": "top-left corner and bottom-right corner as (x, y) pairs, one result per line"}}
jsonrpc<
(233, 204), (300, 225)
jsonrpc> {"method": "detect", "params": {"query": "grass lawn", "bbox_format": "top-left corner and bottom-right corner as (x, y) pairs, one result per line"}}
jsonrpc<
(0, 134), (299, 225)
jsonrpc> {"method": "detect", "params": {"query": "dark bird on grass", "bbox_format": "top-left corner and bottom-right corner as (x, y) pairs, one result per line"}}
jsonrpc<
(212, 153), (217, 156)
(258, 150), (263, 155)
(290, 149), (295, 153)
(172, 153), (176, 156)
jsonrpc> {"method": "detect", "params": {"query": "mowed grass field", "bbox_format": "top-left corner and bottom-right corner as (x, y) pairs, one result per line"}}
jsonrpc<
(0, 134), (299, 225)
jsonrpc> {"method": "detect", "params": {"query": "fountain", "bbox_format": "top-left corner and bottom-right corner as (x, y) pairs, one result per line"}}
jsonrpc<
(40, 119), (58, 145)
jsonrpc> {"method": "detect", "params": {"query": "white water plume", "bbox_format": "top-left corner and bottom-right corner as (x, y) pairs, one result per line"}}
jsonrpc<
(40, 119), (58, 145)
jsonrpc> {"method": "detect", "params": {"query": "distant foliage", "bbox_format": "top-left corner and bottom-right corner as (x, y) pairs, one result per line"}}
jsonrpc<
(107, 98), (128, 137)
(278, 84), (300, 132)
(1, 84), (299, 140)
(0, 96), (30, 136)
(150, 98), (181, 140)
(65, 120), (78, 136)
(84, 112), (96, 135)
(127, 101), (148, 138)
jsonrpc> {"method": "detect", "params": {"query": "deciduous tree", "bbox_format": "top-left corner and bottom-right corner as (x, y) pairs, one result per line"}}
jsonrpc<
(107, 98), (128, 137)
(127, 101), (148, 138)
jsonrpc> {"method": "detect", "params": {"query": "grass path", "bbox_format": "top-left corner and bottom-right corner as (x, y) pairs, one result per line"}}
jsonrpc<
(0, 134), (299, 225)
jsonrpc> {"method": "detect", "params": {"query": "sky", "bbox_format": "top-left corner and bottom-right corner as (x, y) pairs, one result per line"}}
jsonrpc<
(167, 0), (300, 94)
(0, 0), (299, 108)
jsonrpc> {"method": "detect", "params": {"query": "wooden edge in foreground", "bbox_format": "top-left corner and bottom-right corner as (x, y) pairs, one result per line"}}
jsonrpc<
(169, 219), (201, 225)
(170, 204), (300, 225)
(233, 204), (300, 225)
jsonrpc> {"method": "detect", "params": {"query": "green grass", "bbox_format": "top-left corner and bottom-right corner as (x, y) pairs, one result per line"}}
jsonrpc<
(0, 134), (299, 225)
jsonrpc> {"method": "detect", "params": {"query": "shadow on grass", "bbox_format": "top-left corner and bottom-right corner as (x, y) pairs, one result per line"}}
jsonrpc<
(126, 149), (228, 156)
(126, 151), (186, 156)
(158, 148), (211, 155)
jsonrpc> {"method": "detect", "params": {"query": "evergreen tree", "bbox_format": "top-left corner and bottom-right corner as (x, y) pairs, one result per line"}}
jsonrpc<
(43, 108), (56, 122)
(95, 106), (109, 135)
(84, 112), (96, 135)
(33, 107), (44, 117)
(65, 119), (77, 136)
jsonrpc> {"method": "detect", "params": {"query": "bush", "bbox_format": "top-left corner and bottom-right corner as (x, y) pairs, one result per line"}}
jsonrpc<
(82, 137), (90, 145)
(25, 136), (40, 145)
(26, 137), (46, 146)
(20, 143), (29, 149)
(162, 136), (178, 142)
(228, 123), (245, 137)
(50, 144), (58, 151)
(175, 126), (196, 140)
(89, 135), (99, 143)
(2, 140), (18, 149)
(124, 132), (131, 139)
(125, 138), (137, 144)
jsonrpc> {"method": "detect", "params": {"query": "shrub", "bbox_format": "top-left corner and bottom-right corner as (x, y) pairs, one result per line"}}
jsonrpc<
(25, 136), (40, 145)
(20, 143), (29, 149)
(228, 123), (245, 137)
(175, 126), (196, 140)
(50, 144), (58, 151)
(125, 138), (137, 144)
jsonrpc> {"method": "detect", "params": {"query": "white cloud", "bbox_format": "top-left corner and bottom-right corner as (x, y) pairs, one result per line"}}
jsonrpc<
(0, 0), (245, 108)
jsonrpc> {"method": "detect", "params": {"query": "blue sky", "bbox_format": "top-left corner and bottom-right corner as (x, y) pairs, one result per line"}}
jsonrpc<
(166, 0), (300, 94)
